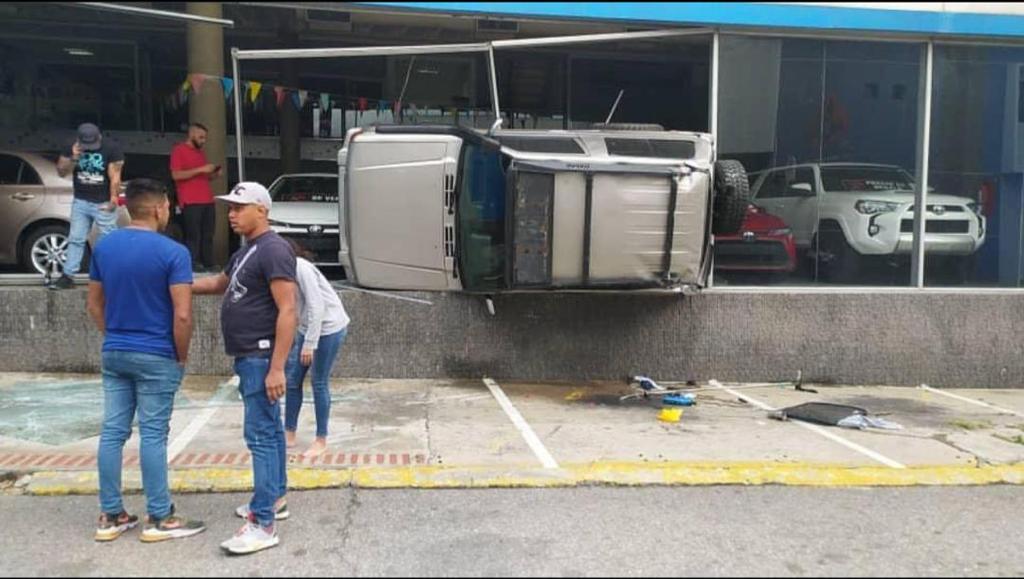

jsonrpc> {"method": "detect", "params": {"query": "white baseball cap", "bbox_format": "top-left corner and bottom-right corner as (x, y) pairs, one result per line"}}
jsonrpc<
(216, 182), (272, 211)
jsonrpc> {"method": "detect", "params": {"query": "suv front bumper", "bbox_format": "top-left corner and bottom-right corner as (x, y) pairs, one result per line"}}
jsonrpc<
(845, 210), (986, 256)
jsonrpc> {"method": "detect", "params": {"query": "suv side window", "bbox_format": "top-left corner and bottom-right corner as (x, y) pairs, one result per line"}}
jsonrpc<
(0, 154), (22, 185)
(755, 170), (789, 199)
(755, 167), (815, 199)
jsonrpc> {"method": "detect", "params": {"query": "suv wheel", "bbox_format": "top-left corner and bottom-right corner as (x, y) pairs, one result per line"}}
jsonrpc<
(711, 160), (751, 235)
(817, 229), (862, 283)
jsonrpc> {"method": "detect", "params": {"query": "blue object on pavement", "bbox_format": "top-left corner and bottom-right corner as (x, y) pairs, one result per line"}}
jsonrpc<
(663, 393), (696, 407)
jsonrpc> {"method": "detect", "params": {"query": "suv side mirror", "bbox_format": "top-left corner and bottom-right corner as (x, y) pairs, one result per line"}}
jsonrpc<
(788, 182), (814, 196)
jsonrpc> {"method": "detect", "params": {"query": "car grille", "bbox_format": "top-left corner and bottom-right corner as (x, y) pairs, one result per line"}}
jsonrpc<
(899, 220), (969, 234)
(906, 205), (965, 213)
(714, 240), (792, 268)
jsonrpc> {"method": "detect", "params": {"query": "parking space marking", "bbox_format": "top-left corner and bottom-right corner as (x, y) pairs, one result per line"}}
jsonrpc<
(483, 378), (560, 469)
(167, 376), (238, 464)
(920, 384), (1024, 417)
(708, 380), (907, 469)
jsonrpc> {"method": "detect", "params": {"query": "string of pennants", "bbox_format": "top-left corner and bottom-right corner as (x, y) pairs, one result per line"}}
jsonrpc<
(164, 72), (455, 118)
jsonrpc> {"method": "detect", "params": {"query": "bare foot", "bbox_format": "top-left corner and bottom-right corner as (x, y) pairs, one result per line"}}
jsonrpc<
(302, 438), (327, 460)
(285, 430), (297, 449)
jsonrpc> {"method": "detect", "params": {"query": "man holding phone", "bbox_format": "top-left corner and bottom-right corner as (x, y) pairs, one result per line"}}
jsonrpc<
(171, 122), (222, 273)
(53, 122), (124, 290)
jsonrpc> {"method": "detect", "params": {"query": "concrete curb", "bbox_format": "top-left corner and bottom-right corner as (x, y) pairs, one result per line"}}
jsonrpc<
(17, 461), (1024, 495)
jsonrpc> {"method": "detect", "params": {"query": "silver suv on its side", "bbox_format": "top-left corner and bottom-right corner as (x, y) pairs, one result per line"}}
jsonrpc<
(336, 125), (750, 293)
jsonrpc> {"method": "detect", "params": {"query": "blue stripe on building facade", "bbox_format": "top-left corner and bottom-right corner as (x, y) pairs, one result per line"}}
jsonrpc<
(360, 2), (1024, 39)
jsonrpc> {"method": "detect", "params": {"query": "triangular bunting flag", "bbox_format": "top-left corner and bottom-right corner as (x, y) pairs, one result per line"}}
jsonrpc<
(320, 93), (330, 110)
(298, 90), (308, 107)
(274, 86), (286, 108)
(248, 81), (262, 104)
(357, 97), (368, 112)
(291, 91), (302, 110)
(222, 78), (234, 99)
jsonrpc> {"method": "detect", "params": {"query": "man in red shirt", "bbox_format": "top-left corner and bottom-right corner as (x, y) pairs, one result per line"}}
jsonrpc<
(170, 123), (221, 271)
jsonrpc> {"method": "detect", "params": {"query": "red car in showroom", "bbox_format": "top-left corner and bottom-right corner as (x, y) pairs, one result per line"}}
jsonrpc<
(713, 204), (797, 273)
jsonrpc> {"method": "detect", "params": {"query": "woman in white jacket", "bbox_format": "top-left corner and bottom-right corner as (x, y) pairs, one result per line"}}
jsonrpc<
(283, 240), (350, 459)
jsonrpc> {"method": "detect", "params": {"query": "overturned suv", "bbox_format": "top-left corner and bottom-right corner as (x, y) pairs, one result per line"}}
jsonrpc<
(336, 125), (749, 292)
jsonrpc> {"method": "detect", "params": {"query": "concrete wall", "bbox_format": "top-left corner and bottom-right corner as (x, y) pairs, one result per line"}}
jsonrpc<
(1, 287), (1021, 387)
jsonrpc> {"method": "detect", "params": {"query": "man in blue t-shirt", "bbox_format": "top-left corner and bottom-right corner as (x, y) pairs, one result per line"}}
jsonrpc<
(86, 178), (206, 544)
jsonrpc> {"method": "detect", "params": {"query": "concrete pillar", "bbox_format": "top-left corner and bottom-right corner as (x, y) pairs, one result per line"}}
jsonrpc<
(187, 2), (229, 265)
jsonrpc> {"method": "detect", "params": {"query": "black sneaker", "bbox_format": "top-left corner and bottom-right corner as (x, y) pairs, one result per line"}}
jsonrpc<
(95, 511), (140, 542)
(140, 504), (206, 543)
(50, 274), (75, 290)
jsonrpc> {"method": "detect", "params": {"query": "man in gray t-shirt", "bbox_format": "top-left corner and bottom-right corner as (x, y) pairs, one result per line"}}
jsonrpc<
(193, 182), (296, 556)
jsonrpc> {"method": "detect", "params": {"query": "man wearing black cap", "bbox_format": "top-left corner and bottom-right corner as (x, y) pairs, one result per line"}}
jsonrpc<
(53, 122), (125, 290)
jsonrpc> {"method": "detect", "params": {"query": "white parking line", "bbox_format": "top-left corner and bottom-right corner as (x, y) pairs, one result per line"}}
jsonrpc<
(708, 380), (907, 469)
(920, 384), (1024, 418)
(167, 376), (239, 463)
(483, 378), (560, 469)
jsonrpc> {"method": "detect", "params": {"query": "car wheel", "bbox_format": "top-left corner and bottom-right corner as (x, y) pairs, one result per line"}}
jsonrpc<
(20, 224), (90, 277)
(711, 160), (751, 235)
(817, 229), (862, 283)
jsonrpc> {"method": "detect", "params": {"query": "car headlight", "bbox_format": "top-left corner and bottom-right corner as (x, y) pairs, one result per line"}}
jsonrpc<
(855, 200), (902, 215)
(966, 202), (982, 216)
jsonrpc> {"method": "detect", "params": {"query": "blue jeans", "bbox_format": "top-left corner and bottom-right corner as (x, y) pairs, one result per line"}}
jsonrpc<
(66, 198), (118, 276)
(98, 351), (182, 519)
(235, 357), (287, 527)
(285, 328), (347, 438)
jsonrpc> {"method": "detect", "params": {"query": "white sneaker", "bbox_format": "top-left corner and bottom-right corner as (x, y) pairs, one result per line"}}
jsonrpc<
(220, 517), (279, 555)
(235, 500), (289, 521)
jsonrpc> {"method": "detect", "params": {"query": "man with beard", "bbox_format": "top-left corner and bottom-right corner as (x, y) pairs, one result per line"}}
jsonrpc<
(170, 122), (222, 272)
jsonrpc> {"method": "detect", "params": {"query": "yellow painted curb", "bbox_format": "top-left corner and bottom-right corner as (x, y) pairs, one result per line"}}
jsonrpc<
(17, 461), (1024, 495)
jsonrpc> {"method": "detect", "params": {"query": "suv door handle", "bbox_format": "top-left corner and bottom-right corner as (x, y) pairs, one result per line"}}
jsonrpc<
(11, 192), (35, 201)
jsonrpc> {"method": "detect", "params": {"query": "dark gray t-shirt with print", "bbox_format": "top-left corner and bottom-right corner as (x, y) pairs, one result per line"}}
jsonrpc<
(60, 141), (124, 203)
(220, 231), (296, 358)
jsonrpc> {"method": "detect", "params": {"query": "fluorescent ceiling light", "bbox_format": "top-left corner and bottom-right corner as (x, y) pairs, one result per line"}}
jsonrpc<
(64, 48), (95, 56)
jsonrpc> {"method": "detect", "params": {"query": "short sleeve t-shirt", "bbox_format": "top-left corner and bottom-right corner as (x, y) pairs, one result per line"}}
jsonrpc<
(61, 141), (124, 203)
(169, 143), (214, 207)
(220, 231), (297, 358)
(89, 229), (193, 359)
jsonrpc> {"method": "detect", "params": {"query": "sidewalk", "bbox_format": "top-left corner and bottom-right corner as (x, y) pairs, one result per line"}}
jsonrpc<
(2, 372), (1024, 494)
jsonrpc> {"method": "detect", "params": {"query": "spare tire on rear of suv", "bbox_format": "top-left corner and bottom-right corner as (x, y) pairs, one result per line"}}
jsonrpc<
(712, 159), (751, 235)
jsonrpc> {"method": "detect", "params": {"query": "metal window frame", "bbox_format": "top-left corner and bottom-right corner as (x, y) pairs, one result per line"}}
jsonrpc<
(225, 27), (964, 293)
(62, 3), (235, 27)
(230, 28), (714, 180)
(712, 31), (942, 291)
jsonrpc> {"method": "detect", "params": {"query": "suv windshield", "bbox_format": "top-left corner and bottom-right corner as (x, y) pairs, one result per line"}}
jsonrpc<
(458, 143), (507, 291)
(820, 166), (915, 193)
(604, 138), (695, 160)
(269, 176), (338, 202)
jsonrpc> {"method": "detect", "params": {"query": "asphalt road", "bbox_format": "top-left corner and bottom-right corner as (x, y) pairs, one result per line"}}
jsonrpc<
(2, 486), (1023, 577)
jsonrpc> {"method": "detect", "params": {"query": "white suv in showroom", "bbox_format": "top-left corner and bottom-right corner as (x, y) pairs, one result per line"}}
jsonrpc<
(750, 162), (986, 281)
